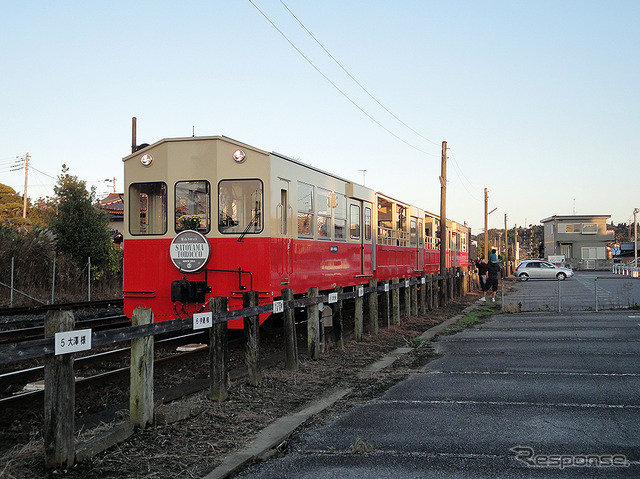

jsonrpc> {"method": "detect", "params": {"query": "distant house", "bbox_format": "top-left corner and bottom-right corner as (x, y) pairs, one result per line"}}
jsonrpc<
(541, 215), (615, 270)
(98, 193), (124, 235)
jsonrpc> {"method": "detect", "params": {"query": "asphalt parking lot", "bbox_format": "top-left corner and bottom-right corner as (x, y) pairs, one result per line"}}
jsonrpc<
(230, 277), (640, 478)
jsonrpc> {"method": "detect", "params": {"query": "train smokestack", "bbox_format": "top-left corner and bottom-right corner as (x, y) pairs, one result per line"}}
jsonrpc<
(131, 117), (137, 154)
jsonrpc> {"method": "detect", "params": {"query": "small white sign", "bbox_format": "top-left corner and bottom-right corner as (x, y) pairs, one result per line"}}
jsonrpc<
(421, 277), (426, 284)
(404, 279), (410, 287)
(328, 292), (338, 304)
(384, 283), (389, 292)
(272, 300), (284, 314)
(358, 286), (364, 297)
(55, 329), (92, 355)
(193, 312), (213, 330)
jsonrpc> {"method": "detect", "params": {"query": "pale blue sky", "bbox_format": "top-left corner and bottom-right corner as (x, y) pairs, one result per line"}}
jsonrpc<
(1, 1), (638, 232)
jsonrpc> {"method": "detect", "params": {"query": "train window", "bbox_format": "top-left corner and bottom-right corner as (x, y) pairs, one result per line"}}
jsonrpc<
(128, 182), (167, 235)
(175, 181), (210, 233)
(397, 205), (407, 231)
(350, 204), (361, 239)
(317, 188), (331, 240)
(364, 206), (372, 241)
(218, 179), (263, 235)
(297, 182), (314, 238)
(334, 193), (347, 241)
(410, 220), (417, 246)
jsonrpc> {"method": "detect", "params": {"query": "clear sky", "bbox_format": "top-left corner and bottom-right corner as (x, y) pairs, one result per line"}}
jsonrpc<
(1, 1), (638, 233)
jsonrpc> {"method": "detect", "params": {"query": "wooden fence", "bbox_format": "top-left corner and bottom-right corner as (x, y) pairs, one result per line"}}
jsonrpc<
(1, 268), (474, 470)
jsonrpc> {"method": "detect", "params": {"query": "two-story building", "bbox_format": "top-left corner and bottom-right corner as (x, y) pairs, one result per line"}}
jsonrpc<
(540, 215), (615, 270)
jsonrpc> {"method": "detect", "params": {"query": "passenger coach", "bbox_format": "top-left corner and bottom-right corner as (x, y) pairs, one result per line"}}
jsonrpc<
(123, 136), (469, 327)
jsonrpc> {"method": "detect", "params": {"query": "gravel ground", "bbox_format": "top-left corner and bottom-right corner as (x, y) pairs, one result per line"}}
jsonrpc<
(0, 293), (481, 479)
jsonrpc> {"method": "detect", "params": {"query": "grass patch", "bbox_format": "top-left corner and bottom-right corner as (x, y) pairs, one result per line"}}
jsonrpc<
(442, 307), (497, 335)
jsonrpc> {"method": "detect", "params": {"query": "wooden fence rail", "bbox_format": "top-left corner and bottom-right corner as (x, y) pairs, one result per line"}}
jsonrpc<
(2, 269), (475, 470)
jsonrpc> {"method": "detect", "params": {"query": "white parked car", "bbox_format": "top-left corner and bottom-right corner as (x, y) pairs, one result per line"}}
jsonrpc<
(514, 259), (574, 281)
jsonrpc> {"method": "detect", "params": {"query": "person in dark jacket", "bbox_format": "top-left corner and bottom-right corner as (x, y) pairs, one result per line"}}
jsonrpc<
(481, 259), (501, 302)
(475, 258), (488, 293)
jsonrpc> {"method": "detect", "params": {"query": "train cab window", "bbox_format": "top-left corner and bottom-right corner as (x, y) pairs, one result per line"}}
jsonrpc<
(128, 182), (167, 235)
(317, 188), (332, 240)
(297, 182), (314, 238)
(218, 179), (263, 234)
(334, 193), (347, 241)
(350, 204), (361, 239)
(175, 181), (210, 233)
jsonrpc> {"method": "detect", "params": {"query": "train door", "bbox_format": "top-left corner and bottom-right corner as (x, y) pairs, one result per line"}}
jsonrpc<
(277, 178), (292, 281)
(349, 200), (373, 276)
(417, 218), (424, 270)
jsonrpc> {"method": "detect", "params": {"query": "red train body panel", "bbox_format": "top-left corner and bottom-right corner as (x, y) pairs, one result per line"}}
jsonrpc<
(122, 136), (470, 327)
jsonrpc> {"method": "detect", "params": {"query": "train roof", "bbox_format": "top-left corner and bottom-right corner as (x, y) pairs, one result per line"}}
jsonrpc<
(123, 135), (469, 230)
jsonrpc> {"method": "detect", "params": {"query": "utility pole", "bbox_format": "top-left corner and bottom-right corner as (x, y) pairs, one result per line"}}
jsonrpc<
(484, 188), (496, 260)
(504, 214), (508, 262)
(22, 152), (30, 218)
(514, 224), (519, 265)
(439, 141), (447, 276)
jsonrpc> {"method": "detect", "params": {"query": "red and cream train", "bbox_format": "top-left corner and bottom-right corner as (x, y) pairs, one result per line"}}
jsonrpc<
(122, 136), (470, 327)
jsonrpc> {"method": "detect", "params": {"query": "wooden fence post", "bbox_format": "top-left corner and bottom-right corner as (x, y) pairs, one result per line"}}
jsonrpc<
(282, 288), (298, 371)
(403, 279), (410, 318)
(243, 290), (260, 386)
(431, 273), (439, 310)
(333, 286), (344, 350)
(391, 277), (400, 325)
(209, 297), (229, 401)
(307, 287), (320, 359)
(410, 278), (418, 316)
(419, 273), (427, 315)
(381, 279), (390, 327)
(130, 308), (154, 428)
(354, 285), (364, 340)
(368, 278), (379, 335)
(44, 310), (75, 470)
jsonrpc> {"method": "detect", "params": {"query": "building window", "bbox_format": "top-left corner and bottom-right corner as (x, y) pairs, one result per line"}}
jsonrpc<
(581, 223), (598, 234)
(582, 247), (605, 259)
(129, 182), (167, 235)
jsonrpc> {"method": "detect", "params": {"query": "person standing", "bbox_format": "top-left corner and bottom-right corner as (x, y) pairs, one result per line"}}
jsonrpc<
(481, 257), (501, 303)
(475, 258), (488, 294)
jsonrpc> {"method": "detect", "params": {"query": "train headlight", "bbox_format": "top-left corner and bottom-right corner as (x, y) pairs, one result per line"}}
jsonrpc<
(232, 149), (246, 164)
(140, 154), (153, 167)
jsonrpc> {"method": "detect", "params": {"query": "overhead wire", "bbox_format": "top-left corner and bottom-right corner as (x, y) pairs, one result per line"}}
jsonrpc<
(247, 0), (437, 157)
(278, 0), (441, 149)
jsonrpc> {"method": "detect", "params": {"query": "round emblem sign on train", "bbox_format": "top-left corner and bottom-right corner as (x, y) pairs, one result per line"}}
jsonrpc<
(170, 230), (210, 272)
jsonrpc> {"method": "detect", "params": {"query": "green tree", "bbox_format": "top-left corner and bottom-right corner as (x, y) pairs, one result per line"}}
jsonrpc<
(0, 183), (27, 228)
(48, 165), (119, 275)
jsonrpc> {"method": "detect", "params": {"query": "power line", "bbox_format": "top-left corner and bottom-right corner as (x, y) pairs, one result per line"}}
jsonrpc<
(278, 0), (441, 149)
(247, 0), (437, 157)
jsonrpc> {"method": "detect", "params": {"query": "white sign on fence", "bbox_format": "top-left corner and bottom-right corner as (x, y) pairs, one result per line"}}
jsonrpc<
(193, 312), (213, 330)
(272, 300), (284, 314)
(55, 329), (92, 355)
(358, 286), (364, 297)
(328, 292), (338, 303)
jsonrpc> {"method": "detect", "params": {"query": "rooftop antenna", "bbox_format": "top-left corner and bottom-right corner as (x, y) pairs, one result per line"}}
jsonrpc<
(358, 169), (367, 186)
(192, 126), (195, 137)
(573, 198), (576, 214)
